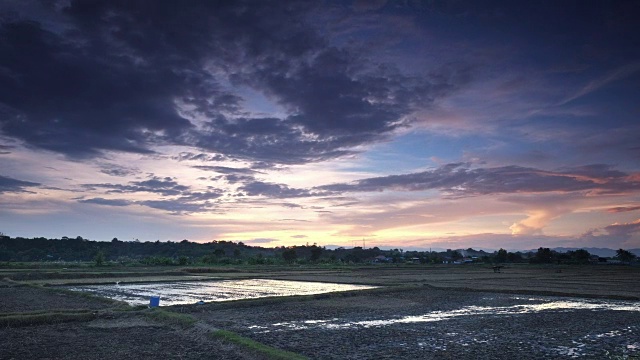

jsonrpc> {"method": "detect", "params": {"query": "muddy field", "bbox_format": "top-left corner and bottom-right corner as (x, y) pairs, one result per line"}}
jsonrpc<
(263, 264), (640, 299)
(188, 287), (640, 359)
(0, 285), (111, 313)
(2, 264), (640, 359)
(0, 314), (266, 360)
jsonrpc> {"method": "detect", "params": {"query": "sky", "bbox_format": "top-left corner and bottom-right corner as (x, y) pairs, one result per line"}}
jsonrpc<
(1, 0), (639, 250)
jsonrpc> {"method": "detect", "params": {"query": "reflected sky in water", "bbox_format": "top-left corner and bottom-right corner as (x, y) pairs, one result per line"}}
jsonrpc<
(249, 297), (640, 332)
(66, 279), (376, 306)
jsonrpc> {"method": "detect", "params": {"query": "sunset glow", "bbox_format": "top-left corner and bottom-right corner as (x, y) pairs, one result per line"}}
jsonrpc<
(1, 1), (639, 250)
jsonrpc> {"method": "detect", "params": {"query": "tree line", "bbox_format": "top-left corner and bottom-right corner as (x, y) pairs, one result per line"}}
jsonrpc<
(0, 234), (636, 266)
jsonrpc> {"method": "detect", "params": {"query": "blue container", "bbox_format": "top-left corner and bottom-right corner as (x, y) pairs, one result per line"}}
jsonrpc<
(149, 296), (160, 307)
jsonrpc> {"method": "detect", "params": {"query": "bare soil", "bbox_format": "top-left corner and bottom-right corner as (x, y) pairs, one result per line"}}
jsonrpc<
(263, 264), (640, 299)
(0, 314), (264, 360)
(188, 286), (640, 359)
(0, 284), (111, 313)
(2, 264), (640, 359)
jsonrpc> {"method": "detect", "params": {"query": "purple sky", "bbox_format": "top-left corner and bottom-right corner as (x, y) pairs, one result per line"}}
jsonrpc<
(1, 1), (639, 250)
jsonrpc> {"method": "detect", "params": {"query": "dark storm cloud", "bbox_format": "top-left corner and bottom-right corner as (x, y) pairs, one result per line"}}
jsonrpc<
(0, 175), (40, 193)
(0, 17), (202, 158)
(84, 176), (189, 196)
(317, 163), (640, 196)
(194, 57), (470, 164)
(0, 1), (464, 164)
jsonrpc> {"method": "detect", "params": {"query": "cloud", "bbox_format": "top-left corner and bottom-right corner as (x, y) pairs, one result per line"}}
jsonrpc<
(509, 209), (569, 236)
(607, 205), (640, 213)
(172, 152), (227, 162)
(192, 166), (260, 175)
(404, 230), (640, 252)
(317, 163), (640, 197)
(179, 190), (224, 203)
(604, 219), (640, 238)
(313, 163), (640, 237)
(0, 175), (40, 193)
(238, 181), (323, 199)
(0, 1), (465, 164)
(282, 203), (304, 209)
(136, 200), (211, 214)
(99, 164), (139, 177)
(559, 62), (640, 105)
(78, 197), (132, 207)
(0, 18), (201, 158)
(78, 173), (225, 214)
(508, 223), (541, 236)
(77, 190), (222, 214)
(222, 174), (257, 185)
(84, 176), (190, 196)
(291, 234), (308, 239)
(0, 144), (13, 154)
(557, 164), (628, 180)
(80, 170), (226, 213)
(244, 238), (278, 244)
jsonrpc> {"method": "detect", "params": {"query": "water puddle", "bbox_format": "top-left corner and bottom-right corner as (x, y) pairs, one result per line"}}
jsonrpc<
(547, 326), (639, 358)
(245, 295), (640, 358)
(249, 297), (640, 332)
(66, 279), (375, 306)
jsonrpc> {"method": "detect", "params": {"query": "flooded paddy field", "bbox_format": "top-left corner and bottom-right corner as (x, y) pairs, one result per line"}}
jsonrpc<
(4, 265), (640, 359)
(65, 279), (377, 306)
(188, 286), (640, 359)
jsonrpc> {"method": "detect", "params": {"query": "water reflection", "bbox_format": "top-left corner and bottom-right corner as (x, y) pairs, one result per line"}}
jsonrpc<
(66, 279), (376, 306)
(250, 298), (640, 332)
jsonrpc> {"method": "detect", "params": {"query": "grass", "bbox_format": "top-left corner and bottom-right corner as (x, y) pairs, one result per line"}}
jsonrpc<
(143, 308), (308, 359)
(210, 330), (308, 360)
(0, 311), (96, 327)
(144, 308), (198, 328)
